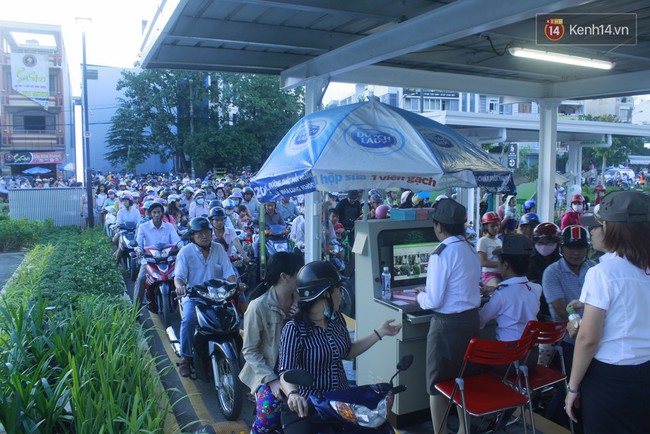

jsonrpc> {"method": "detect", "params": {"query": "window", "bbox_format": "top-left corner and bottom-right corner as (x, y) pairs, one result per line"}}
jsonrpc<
(518, 103), (532, 113)
(24, 116), (46, 131)
(85, 69), (98, 80)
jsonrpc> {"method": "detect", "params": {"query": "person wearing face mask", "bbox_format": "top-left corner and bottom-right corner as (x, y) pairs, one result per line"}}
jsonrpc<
(278, 261), (401, 433)
(561, 194), (586, 229)
(526, 222), (562, 321)
(222, 198), (240, 229)
(215, 185), (226, 201)
(189, 190), (210, 218)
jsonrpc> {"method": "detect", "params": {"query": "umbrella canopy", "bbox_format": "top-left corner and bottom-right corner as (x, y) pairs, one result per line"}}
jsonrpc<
(251, 100), (514, 202)
(22, 166), (51, 175)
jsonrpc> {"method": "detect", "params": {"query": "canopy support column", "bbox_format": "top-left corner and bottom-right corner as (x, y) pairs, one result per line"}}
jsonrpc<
(536, 98), (561, 223)
(304, 77), (329, 263)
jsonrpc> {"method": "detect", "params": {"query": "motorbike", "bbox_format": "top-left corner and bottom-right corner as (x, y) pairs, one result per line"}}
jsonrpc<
(104, 205), (117, 237)
(264, 223), (292, 255)
(166, 279), (245, 421)
(116, 222), (138, 281)
(283, 355), (413, 433)
(142, 243), (180, 327)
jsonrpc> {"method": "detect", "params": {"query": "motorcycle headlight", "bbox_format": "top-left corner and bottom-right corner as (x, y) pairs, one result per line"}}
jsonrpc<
(329, 397), (388, 428)
(161, 247), (173, 258)
(205, 285), (237, 302)
(150, 249), (161, 258)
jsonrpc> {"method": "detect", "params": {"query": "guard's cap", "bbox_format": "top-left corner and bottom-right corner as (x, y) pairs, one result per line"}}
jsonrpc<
(598, 191), (650, 223)
(432, 198), (466, 224)
(493, 234), (534, 256)
(579, 204), (604, 229)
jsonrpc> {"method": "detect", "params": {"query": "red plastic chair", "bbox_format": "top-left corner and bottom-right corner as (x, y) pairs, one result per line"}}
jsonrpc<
(517, 320), (574, 434)
(435, 330), (537, 434)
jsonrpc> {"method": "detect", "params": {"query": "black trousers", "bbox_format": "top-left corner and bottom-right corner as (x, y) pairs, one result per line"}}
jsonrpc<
(581, 358), (650, 434)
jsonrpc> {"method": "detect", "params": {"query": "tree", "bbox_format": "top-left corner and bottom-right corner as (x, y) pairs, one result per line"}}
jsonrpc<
(107, 69), (303, 174)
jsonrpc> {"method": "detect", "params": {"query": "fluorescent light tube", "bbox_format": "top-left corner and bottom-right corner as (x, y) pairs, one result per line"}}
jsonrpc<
(509, 47), (614, 70)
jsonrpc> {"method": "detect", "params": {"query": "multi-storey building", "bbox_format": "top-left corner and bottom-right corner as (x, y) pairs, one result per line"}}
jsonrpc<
(0, 21), (74, 179)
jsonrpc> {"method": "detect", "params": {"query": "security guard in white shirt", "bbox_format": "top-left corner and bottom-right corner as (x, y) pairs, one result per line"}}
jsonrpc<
(479, 234), (541, 343)
(415, 198), (480, 434)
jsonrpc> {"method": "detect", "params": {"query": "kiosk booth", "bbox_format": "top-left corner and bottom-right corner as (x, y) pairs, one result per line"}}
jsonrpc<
(354, 217), (439, 425)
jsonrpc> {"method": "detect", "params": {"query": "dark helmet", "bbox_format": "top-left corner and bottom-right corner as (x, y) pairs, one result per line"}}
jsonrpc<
(519, 212), (541, 227)
(561, 225), (590, 248)
(209, 206), (227, 220)
(533, 222), (561, 242)
(188, 217), (212, 236)
(297, 261), (342, 303)
(148, 201), (164, 214)
(243, 186), (254, 196)
(209, 199), (223, 209)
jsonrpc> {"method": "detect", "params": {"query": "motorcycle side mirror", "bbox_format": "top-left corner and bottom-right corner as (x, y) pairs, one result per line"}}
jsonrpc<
(282, 369), (313, 387)
(397, 355), (414, 371)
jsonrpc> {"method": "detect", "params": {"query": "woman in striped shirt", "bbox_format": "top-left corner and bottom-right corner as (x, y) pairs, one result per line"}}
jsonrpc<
(278, 261), (401, 433)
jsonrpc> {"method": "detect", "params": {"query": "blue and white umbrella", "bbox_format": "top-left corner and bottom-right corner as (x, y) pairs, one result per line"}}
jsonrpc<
(22, 166), (51, 175)
(251, 100), (514, 202)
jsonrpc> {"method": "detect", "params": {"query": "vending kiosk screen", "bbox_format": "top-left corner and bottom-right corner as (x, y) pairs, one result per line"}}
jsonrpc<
(377, 228), (439, 289)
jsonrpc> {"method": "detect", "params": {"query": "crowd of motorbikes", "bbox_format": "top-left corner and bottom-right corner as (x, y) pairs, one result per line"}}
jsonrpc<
(103, 199), (375, 430)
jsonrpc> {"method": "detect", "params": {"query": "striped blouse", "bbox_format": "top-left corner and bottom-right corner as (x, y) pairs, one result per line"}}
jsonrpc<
(278, 312), (352, 397)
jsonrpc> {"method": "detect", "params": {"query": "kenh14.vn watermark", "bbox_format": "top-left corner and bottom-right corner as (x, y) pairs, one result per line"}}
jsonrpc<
(537, 13), (636, 45)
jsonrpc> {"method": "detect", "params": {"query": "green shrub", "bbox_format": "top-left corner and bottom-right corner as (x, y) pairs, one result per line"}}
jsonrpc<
(0, 217), (43, 252)
(0, 227), (171, 433)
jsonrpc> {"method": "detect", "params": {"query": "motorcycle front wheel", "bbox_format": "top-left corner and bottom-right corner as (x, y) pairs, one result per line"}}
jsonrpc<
(129, 256), (138, 282)
(160, 283), (172, 328)
(212, 352), (243, 420)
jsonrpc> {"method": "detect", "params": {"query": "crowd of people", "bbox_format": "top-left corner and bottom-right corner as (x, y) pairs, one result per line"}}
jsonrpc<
(61, 168), (649, 434)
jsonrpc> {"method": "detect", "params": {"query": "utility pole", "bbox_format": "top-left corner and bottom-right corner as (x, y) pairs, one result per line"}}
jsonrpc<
(189, 78), (195, 180)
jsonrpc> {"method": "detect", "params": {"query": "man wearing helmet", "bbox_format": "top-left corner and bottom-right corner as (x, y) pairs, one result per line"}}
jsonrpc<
(113, 194), (141, 261)
(277, 196), (299, 222)
(561, 194), (586, 229)
(134, 202), (181, 305)
(174, 217), (237, 377)
(242, 186), (260, 220)
(278, 261), (401, 432)
(209, 207), (250, 263)
(593, 185), (606, 205)
(517, 212), (541, 239)
(541, 225), (595, 430)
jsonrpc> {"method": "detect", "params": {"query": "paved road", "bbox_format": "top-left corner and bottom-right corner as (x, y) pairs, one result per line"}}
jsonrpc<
(0, 252), (25, 290)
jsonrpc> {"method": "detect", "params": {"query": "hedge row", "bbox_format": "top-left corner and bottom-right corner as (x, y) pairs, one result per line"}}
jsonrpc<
(0, 228), (172, 433)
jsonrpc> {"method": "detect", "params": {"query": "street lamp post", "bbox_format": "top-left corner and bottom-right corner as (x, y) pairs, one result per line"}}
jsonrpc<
(77, 17), (94, 228)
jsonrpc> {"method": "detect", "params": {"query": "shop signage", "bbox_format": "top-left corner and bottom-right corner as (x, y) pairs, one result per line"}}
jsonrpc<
(403, 88), (459, 98)
(3, 151), (63, 165)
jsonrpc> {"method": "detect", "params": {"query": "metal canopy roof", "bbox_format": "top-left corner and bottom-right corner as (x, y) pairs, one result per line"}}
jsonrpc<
(140, 0), (650, 100)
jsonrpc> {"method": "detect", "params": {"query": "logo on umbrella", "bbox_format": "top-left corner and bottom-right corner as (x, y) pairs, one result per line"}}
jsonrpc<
(286, 119), (327, 156)
(345, 125), (404, 154)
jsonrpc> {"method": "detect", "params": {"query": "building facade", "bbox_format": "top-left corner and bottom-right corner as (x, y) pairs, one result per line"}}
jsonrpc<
(0, 21), (74, 180)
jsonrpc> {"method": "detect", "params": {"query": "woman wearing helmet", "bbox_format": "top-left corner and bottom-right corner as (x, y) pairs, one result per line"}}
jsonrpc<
(242, 186), (260, 220)
(561, 194), (585, 229)
(526, 222), (562, 321)
(174, 217), (237, 377)
(189, 189), (210, 219)
(478, 212), (503, 289)
(523, 199), (536, 213)
(278, 261), (401, 432)
(239, 252), (304, 434)
(593, 184), (606, 205)
(209, 206), (250, 263)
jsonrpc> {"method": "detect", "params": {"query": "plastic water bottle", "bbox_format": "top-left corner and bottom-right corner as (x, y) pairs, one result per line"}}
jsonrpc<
(381, 267), (392, 301)
(567, 305), (581, 337)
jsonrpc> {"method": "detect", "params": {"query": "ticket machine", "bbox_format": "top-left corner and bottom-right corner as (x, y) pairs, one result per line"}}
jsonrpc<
(353, 218), (438, 425)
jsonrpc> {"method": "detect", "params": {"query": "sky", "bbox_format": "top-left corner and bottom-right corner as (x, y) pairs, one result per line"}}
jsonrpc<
(1, 0), (158, 96)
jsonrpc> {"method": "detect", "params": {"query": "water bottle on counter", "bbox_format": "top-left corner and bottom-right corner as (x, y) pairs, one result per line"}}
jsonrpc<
(381, 266), (392, 301)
